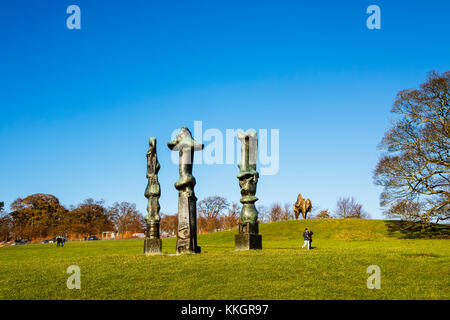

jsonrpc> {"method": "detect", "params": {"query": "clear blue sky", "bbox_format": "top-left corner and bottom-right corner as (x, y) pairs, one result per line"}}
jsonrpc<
(1, 0), (449, 219)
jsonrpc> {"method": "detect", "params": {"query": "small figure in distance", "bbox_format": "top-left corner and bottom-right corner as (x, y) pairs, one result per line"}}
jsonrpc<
(308, 228), (313, 249)
(56, 236), (61, 248)
(302, 228), (314, 250)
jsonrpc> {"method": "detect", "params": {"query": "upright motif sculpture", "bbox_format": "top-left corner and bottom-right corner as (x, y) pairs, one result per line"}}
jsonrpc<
(293, 193), (312, 219)
(168, 127), (204, 254)
(235, 131), (262, 250)
(144, 137), (162, 254)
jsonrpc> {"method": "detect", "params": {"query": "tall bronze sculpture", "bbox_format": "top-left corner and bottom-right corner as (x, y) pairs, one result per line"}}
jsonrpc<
(235, 131), (262, 250)
(168, 127), (204, 254)
(144, 137), (162, 254)
(293, 193), (312, 219)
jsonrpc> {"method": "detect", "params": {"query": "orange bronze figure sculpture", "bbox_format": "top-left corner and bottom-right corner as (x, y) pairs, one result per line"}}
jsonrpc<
(293, 193), (312, 219)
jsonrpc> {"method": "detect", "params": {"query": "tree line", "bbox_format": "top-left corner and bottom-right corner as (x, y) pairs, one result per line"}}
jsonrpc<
(0, 194), (145, 242)
(159, 196), (241, 236)
(159, 196), (370, 236)
(0, 194), (371, 242)
(257, 196), (370, 222)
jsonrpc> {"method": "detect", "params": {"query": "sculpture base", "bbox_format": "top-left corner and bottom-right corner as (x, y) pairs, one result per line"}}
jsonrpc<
(177, 246), (201, 254)
(235, 234), (262, 250)
(144, 238), (162, 255)
(238, 221), (259, 234)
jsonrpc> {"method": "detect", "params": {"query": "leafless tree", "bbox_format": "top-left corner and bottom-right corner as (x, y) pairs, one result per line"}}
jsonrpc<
(269, 203), (284, 222)
(316, 209), (332, 219)
(160, 213), (177, 236)
(257, 205), (269, 223)
(282, 203), (295, 220)
(307, 205), (322, 219)
(335, 197), (370, 219)
(384, 200), (424, 221)
(374, 71), (449, 223)
(222, 202), (240, 230)
(197, 196), (229, 233)
(109, 202), (145, 236)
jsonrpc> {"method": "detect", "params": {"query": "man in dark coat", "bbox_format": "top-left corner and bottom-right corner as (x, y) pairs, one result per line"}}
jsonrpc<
(302, 228), (313, 250)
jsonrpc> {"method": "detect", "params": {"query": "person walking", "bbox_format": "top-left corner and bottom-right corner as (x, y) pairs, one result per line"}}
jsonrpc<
(302, 228), (313, 250)
(308, 229), (313, 249)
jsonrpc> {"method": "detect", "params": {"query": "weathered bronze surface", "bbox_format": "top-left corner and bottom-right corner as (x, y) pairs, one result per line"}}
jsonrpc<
(235, 221), (262, 250)
(168, 127), (204, 254)
(235, 131), (262, 250)
(144, 137), (162, 255)
(293, 193), (312, 219)
(237, 131), (259, 222)
(144, 237), (162, 254)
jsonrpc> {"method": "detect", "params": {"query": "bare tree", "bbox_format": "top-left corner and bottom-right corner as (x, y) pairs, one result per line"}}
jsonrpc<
(282, 203), (294, 220)
(222, 202), (240, 230)
(307, 205), (322, 219)
(385, 200), (424, 221)
(374, 71), (449, 223)
(109, 202), (145, 237)
(160, 213), (177, 236)
(316, 209), (332, 219)
(335, 197), (351, 219)
(269, 203), (284, 222)
(335, 197), (370, 219)
(257, 205), (269, 223)
(197, 196), (229, 233)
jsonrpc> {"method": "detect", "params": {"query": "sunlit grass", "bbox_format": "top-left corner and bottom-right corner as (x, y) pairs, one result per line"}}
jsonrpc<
(0, 219), (449, 299)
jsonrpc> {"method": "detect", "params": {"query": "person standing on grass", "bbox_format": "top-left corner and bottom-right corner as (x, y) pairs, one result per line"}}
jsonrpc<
(302, 228), (313, 250)
(308, 229), (313, 249)
(56, 236), (61, 248)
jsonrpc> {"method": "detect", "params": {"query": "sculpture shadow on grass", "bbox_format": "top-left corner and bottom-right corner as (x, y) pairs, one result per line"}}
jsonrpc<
(384, 220), (450, 239)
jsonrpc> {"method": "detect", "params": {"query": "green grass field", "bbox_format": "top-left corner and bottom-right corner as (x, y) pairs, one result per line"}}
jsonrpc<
(1, 219), (449, 300)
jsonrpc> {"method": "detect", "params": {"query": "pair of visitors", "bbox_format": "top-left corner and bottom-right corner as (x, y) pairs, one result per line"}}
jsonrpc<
(301, 228), (313, 250)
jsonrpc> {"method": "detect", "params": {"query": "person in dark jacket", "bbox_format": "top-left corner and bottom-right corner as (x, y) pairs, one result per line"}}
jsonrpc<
(56, 236), (61, 248)
(302, 228), (313, 250)
(308, 229), (313, 248)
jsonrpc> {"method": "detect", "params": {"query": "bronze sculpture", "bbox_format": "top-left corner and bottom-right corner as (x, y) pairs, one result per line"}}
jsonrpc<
(235, 131), (262, 250)
(168, 127), (204, 254)
(144, 137), (162, 254)
(293, 193), (312, 219)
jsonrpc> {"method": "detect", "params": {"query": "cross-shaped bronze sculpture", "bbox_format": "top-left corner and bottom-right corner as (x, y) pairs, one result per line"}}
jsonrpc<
(168, 127), (204, 254)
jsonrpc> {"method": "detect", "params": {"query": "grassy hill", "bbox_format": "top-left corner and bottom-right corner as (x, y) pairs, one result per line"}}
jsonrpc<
(0, 219), (449, 300)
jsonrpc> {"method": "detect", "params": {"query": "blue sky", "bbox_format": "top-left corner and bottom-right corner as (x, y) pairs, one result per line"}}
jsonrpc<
(0, 0), (449, 219)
